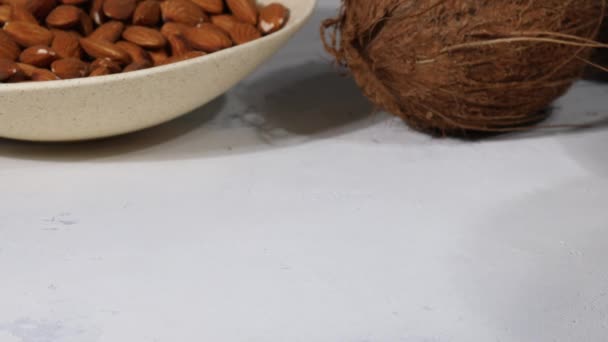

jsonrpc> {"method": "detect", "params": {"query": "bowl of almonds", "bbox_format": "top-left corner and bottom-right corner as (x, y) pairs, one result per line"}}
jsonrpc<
(0, 0), (315, 141)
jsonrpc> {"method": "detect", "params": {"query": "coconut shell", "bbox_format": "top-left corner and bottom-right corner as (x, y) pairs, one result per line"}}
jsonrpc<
(322, 0), (605, 136)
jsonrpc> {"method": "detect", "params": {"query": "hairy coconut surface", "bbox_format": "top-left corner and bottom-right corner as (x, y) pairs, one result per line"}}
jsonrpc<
(322, 0), (605, 136)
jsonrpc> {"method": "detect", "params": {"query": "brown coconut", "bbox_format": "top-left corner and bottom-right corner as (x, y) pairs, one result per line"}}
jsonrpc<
(322, 0), (605, 136)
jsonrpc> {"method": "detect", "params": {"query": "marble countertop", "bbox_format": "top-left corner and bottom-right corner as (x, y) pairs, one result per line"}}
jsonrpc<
(1, 1), (607, 341)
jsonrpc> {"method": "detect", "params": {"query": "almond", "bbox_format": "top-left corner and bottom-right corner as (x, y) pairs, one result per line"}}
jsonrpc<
(89, 0), (105, 25)
(51, 29), (81, 58)
(122, 25), (166, 49)
(227, 22), (260, 45)
(10, 4), (38, 24)
(190, 0), (222, 14)
(210, 14), (239, 32)
(183, 24), (231, 52)
(0, 30), (20, 60)
(147, 47), (166, 65)
(0, 57), (18, 80)
(60, 0), (88, 5)
(132, 0), (159, 26)
(226, 0), (257, 25)
(31, 67), (59, 80)
(158, 50), (203, 65)
(79, 36), (130, 63)
(160, 0), (206, 26)
(15, 61), (36, 76)
(122, 59), (150, 72)
(115, 39), (150, 63)
(79, 10), (93, 35)
(88, 66), (110, 76)
(160, 21), (188, 38)
(29, 0), (56, 19)
(88, 20), (123, 42)
(167, 33), (189, 56)
(3, 21), (54, 47)
(5, 68), (27, 81)
(0, 5), (10, 23)
(258, 3), (288, 35)
(46, 5), (81, 28)
(102, 0), (135, 20)
(90, 56), (121, 72)
(19, 44), (57, 66)
(50, 57), (88, 78)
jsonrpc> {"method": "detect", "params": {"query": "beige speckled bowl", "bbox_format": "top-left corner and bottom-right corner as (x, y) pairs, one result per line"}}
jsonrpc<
(0, 0), (316, 142)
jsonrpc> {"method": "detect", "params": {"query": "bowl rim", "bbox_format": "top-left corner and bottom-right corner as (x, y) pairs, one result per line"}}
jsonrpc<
(0, 0), (317, 92)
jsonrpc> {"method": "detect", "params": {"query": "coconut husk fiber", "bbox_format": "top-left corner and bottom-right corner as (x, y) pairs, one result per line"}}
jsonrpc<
(322, 0), (605, 136)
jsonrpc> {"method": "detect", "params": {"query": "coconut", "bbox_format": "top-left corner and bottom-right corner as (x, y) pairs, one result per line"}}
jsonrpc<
(322, 0), (605, 135)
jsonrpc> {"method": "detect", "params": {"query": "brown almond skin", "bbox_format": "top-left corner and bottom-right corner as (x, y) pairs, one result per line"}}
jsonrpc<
(115, 40), (150, 64)
(210, 14), (240, 33)
(79, 37), (131, 64)
(88, 20), (124, 42)
(15, 62), (37, 76)
(159, 50), (204, 65)
(0, 57), (18, 81)
(46, 5), (82, 28)
(132, 0), (159, 26)
(90, 57), (121, 72)
(160, 0), (206, 26)
(19, 44), (58, 67)
(258, 3), (288, 34)
(51, 57), (88, 78)
(160, 22), (188, 38)
(167, 34), (190, 56)
(89, 0), (105, 25)
(0, 30), (21, 60)
(88, 66), (110, 76)
(60, 0), (89, 5)
(190, 0), (222, 14)
(31, 68), (59, 81)
(4, 0), (57, 20)
(4, 68), (27, 82)
(226, 0), (257, 25)
(122, 25), (166, 49)
(51, 29), (81, 58)
(147, 48), (166, 66)
(122, 59), (150, 72)
(79, 11), (94, 35)
(10, 4), (38, 24)
(183, 24), (231, 52)
(0, 5), (11, 24)
(228, 22), (260, 45)
(3, 21), (54, 47)
(102, 0), (135, 20)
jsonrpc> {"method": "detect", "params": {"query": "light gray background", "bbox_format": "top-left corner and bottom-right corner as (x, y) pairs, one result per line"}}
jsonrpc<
(1, 1), (607, 341)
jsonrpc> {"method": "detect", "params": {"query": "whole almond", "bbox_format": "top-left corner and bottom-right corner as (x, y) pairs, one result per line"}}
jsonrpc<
(147, 47), (166, 65)
(90, 57), (121, 72)
(60, 0), (88, 5)
(159, 50), (204, 65)
(4, 21), (54, 47)
(88, 66), (110, 76)
(115, 40), (150, 63)
(0, 5), (11, 23)
(15, 61), (36, 76)
(0, 30), (20, 60)
(160, 0), (206, 26)
(46, 5), (81, 28)
(79, 36), (130, 63)
(226, 0), (257, 25)
(89, 0), (105, 24)
(190, 0), (222, 14)
(31, 67), (59, 80)
(19, 44), (57, 66)
(132, 0), (159, 26)
(227, 22), (260, 45)
(102, 0), (135, 20)
(160, 21), (188, 38)
(10, 4), (38, 24)
(51, 29), (81, 58)
(167, 34), (190, 56)
(183, 24), (231, 52)
(258, 3), (288, 34)
(210, 14), (239, 33)
(88, 20), (123, 42)
(51, 57), (88, 78)
(122, 25), (166, 49)
(0, 57), (18, 80)
(122, 59), (150, 72)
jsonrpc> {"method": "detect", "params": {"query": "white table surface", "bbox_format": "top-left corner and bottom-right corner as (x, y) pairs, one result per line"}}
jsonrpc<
(1, 1), (608, 341)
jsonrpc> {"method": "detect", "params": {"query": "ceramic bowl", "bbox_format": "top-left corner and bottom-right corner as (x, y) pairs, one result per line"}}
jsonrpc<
(0, 0), (316, 142)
